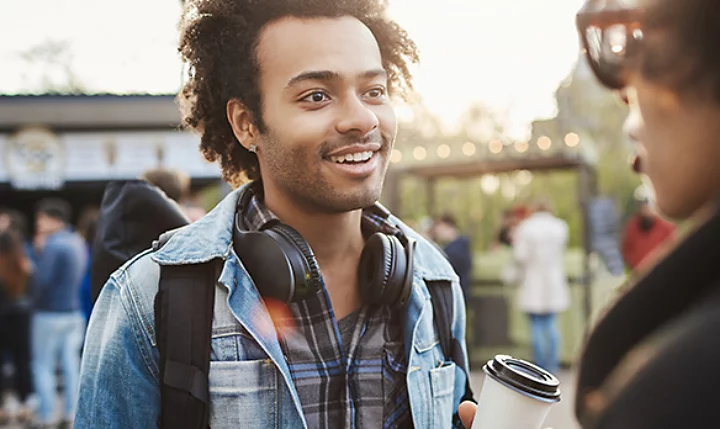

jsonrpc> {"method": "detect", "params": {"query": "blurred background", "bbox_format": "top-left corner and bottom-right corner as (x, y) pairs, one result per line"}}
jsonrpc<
(0, 0), (671, 427)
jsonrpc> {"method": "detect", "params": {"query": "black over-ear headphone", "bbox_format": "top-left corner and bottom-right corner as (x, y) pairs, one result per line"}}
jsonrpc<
(233, 188), (415, 308)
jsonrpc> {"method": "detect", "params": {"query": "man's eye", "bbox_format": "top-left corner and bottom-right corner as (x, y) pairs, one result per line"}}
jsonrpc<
(302, 91), (330, 103)
(366, 87), (386, 98)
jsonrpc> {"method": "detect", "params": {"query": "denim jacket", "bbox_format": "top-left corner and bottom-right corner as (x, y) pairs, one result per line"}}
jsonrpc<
(76, 184), (470, 429)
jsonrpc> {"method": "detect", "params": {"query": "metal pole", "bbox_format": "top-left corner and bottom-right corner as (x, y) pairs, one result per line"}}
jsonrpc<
(383, 169), (402, 217)
(578, 162), (596, 332)
(426, 178), (437, 217)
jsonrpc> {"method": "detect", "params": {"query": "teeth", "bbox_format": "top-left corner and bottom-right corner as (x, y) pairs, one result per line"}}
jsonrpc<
(331, 151), (373, 164)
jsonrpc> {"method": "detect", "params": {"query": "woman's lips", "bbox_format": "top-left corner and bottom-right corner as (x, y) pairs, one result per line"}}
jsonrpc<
(631, 153), (642, 174)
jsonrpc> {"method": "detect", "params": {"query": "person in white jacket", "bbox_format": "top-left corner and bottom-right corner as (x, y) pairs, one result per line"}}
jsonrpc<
(513, 198), (569, 374)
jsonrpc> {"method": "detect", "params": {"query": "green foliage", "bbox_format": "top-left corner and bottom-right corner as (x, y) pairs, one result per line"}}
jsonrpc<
(387, 60), (642, 251)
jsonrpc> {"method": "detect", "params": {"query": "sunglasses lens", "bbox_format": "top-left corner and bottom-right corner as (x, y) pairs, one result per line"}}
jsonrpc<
(584, 23), (641, 89)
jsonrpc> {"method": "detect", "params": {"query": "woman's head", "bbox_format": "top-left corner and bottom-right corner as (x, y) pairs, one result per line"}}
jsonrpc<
(578, 0), (720, 219)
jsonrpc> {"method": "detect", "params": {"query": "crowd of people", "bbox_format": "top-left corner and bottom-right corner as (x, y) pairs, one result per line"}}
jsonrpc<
(0, 200), (88, 428)
(0, 168), (204, 428)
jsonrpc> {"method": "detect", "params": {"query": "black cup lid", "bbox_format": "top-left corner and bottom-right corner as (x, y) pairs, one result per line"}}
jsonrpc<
(483, 355), (561, 403)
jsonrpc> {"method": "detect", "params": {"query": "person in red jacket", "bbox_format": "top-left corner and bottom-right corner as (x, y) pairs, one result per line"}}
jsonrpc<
(621, 195), (676, 271)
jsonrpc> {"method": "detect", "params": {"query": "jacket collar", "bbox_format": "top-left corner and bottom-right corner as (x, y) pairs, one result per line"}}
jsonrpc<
(576, 205), (720, 425)
(151, 183), (249, 265)
(152, 182), (458, 281)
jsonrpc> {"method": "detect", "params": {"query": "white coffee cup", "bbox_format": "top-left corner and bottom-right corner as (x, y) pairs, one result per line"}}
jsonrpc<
(472, 355), (561, 429)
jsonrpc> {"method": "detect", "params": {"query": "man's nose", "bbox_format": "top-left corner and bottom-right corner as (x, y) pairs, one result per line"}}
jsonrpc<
(335, 95), (379, 136)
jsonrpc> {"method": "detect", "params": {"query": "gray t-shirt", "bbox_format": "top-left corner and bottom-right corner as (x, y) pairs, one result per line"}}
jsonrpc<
(337, 308), (361, 356)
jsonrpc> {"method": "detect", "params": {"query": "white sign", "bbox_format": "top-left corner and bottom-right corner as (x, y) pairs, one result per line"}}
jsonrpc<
(4, 127), (66, 190)
(0, 130), (222, 186)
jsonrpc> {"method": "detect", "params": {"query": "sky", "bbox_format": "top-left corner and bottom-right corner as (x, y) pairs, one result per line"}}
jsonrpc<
(0, 0), (585, 140)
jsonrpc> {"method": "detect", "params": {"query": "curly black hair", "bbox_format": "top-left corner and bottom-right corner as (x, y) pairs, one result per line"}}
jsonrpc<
(177, 0), (419, 186)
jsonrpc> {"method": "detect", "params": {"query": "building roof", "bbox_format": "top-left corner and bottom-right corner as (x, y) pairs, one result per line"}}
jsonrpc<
(399, 154), (587, 179)
(0, 94), (183, 131)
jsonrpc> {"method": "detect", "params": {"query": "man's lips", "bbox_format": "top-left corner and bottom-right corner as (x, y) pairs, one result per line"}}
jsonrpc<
(325, 142), (382, 158)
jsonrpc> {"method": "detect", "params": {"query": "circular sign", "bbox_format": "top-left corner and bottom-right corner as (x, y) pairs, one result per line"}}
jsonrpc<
(5, 126), (66, 190)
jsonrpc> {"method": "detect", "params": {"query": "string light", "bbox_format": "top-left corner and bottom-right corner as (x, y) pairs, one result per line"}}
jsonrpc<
(514, 141), (529, 153)
(390, 149), (403, 164)
(537, 136), (552, 150)
(489, 140), (503, 154)
(437, 144), (451, 159)
(565, 132), (580, 147)
(462, 142), (476, 156)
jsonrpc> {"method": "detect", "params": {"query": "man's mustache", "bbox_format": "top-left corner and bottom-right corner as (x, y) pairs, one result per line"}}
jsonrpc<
(319, 131), (388, 157)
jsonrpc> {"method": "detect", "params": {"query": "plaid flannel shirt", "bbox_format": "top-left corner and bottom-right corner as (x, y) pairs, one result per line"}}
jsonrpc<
(243, 192), (412, 429)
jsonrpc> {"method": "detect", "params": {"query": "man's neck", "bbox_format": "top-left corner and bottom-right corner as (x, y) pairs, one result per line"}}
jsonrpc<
(262, 188), (365, 267)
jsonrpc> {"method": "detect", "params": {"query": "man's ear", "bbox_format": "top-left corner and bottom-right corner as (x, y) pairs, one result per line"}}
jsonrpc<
(227, 98), (260, 152)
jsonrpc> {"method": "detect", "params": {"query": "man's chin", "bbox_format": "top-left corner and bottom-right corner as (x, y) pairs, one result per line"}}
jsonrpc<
(321, 184), (384, 213)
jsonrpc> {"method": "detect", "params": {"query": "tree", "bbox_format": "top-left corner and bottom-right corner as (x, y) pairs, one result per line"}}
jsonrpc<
(388, 58), (642, 251)
(17, 41), (86, 94)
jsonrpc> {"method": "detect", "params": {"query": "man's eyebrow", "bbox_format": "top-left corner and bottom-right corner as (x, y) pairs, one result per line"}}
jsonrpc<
(285, 69), (388, 89)
(286, 70), (340, 88)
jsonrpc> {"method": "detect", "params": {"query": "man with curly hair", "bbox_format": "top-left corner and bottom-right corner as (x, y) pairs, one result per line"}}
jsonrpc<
(76, 0), (475, 428)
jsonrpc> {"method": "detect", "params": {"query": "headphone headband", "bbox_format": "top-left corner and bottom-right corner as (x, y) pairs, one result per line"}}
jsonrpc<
(234, 182), (415, 307)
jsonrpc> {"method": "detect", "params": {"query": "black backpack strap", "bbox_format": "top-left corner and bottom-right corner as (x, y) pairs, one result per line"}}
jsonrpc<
(154, 231), (219, 429)
(427, 280), (476, 407)
(152, 227), (185, 252)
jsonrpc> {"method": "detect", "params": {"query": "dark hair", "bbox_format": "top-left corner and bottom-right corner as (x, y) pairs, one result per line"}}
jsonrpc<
(439, 214), (458, 228)
(0, 207), (28, 236)
(0, 228), (22, 254)
(76, 206), (99, 245)
(141, 168), (191, 202)
(641, 0), (720, 102)
(177, 0), (419, 186)
(36, 198), (72, 224)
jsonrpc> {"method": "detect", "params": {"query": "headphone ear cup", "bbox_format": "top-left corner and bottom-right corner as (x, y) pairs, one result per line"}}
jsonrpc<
(358, 233), (393, 305)
(358, 233), (409, 307)
(262, 223), (322, 302)
(384, 234), (410, 307)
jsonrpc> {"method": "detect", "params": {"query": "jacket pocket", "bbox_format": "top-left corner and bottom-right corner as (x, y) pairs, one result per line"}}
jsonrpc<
(430, 361), (456, 429)
(208, 360), (277, 429)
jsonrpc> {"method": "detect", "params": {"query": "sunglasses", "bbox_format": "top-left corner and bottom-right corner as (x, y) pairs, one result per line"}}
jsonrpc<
(576, 2), (645, 90)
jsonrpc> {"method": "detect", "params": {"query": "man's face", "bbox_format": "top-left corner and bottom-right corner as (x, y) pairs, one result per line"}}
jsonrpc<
(35, 212), (60, 235)
(433, 222), (455, 244)
(253, 16), (397, 213)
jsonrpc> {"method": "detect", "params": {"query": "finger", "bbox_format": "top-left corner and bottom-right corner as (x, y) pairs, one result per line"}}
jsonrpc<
(458, 400), (477, 428)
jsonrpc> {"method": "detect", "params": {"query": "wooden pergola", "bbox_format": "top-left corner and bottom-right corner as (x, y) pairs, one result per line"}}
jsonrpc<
(384, 152), (599, 325)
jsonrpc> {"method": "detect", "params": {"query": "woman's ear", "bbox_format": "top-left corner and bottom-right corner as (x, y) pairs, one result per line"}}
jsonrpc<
(227, 99), (260, 152)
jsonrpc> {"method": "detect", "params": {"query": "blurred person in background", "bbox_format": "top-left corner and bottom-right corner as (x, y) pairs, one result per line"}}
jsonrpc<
(573, 0), (720, 427)
(621, 187), (676, 273)
(496, 209), (515, 247)
(512, 198), (569, 375)
(140, 167), (191, 205)
(0, 209), (34, 424)
(29, 199), (87, 428)
(434, 214), (473, 297)
(90, 170), (191, 302)
(141, 167), (207, 221)
(76, 207), (99, 323)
